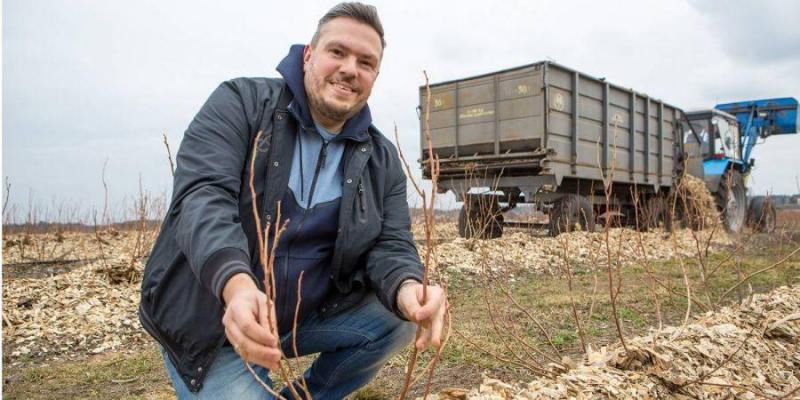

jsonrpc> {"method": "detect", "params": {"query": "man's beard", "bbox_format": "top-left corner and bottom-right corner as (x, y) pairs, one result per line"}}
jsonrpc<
(306, 68), (366, 123)
(308, 88), (362, 122)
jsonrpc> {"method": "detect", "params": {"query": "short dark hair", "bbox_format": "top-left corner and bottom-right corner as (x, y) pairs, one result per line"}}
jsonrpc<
(311, 2), (386, 50)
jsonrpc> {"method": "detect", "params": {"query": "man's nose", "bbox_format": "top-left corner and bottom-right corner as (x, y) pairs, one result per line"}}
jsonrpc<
(338, 55), (358, 78)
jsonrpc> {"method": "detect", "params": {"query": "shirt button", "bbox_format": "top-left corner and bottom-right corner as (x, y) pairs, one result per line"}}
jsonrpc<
(360, 146), (366, 152)
(190, 379), (197, 386)
(346, 179), (353, 184)
(266, 215), (272, 221)
(332, 303), (338, 308)
(321, 307), (327, 313)
(197, 367), (203, 373)
(273, 161), (279, 167)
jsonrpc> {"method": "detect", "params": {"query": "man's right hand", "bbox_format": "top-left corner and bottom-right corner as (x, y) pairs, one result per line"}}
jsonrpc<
(221, 273), (281, 370)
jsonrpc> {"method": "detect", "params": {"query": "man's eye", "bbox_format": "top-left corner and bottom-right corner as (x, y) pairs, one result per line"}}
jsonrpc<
(330, 49), (344, 57)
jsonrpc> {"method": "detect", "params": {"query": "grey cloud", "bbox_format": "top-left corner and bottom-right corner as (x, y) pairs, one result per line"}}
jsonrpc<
(690, 0), (800, 64)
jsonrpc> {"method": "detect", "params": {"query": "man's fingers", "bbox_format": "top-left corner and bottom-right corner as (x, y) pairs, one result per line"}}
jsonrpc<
(232, 300), (277, 347)
(414, 288), (445, 322)
(226, 324), (282, 369)
(429, 307), (445, 348)
(415, 324), (432, 350)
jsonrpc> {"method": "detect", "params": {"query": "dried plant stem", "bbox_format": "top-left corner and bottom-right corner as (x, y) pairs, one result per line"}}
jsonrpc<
(101, 158), (110, 227)
(557, 236), (588, 354)
(595, 124), (628, 353)
(779, 384), (800, 399)
(717, 246), (800, 305)
(3, 176), (10, 217)
(246, 130), (304, 400)
(409, 319), (449, 387)
(482, 283), (544, 370)
(162, 132), (176, 177)
(678, 326), (756, 390)
(454, 329), (555, 378)
(420, 291), (452, 399)
(630, 187), (663, 334)
(495, 283), (561, 359)
(397, 70), (443, 400)
(585, 238), (602, 321)
(243, 362), (286, 399)
(291, 271), (311, 400)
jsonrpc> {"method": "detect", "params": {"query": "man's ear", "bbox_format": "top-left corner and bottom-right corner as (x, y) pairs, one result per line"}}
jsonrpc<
(302, 44), (312, 67)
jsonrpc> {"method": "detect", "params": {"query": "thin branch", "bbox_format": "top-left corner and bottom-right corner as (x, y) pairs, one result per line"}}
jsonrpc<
(101, 158), (110, 226)
(291, 271), (311, 400)
(717, 246), (800, 305)
(3, 176), (10, 217)
(162, 132), (176, 177)
(453, 328), (555, 378)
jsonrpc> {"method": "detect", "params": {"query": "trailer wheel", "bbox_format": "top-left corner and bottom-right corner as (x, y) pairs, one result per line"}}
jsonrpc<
(717, 170), (746, 233)
(548, 195), (595, 236)
(458, 195), (504, 239)
(746, 197), (776, 233)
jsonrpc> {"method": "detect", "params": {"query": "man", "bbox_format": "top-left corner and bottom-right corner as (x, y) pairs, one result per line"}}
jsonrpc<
(138, 3), (447, 398)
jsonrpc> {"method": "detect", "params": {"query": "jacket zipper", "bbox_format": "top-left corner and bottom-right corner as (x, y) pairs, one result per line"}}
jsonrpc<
(281, 139), (329, 323)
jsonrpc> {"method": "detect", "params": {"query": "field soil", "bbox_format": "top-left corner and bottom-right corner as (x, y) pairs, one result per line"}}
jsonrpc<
(3, 221), (799, 399)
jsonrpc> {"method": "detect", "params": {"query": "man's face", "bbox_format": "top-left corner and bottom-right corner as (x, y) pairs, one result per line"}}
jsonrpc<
(303, 17), (382, 128)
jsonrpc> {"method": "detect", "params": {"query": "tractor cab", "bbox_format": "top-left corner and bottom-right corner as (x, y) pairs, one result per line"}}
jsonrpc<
(685, 109), (742, 162)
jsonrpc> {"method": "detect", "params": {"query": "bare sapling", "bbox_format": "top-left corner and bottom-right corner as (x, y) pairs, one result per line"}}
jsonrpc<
(629, 186), (663, 334)
(595, 121), (628, 353)
(555, 233), (588, 354)
(244, 130), (308, 400)
(395, 71), (450, 400)
(481, 251), (563, 373)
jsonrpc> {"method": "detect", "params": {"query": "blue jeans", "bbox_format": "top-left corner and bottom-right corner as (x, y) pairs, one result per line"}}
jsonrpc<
(161, 291), (416, 399)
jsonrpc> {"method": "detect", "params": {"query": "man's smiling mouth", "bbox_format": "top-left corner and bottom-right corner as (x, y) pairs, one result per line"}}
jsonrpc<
(331, 81), (357, 94)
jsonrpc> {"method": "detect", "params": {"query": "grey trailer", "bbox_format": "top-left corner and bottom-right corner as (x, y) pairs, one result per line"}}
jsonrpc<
(418, 61), (695, 237)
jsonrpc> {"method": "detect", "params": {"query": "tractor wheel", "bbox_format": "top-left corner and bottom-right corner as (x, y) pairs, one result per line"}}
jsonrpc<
(747, 197), (776, 233)
(457, 195), (504, 239)
(717, 170), (747, 233)
(548, 195), (595, 236)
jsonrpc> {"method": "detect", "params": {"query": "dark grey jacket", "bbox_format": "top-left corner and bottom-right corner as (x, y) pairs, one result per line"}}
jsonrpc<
(138, 77), (423, 392)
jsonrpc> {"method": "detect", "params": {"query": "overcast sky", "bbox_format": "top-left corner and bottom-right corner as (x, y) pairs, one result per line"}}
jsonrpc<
(4, 0), (800, 222)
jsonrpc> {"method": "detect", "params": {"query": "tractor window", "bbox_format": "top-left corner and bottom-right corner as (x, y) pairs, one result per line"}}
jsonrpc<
(689, 119), (711, 156)
(713, 117), (736, 159)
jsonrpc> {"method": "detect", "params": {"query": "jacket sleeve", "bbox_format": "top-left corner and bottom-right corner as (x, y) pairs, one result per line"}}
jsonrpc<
(170, 80), (259, 301)
(365, 144), (424, 319)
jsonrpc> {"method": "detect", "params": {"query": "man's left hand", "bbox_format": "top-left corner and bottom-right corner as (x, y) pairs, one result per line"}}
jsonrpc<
(397, 280), (448, 350)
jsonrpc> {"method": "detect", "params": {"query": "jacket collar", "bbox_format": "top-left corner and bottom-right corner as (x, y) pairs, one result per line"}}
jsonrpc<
(276, 44), (372, 143)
